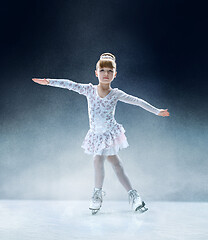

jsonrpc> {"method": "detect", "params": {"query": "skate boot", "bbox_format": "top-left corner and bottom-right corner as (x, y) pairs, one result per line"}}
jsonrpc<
(89, 188), (105, 215)
(128, 189), (148, 213)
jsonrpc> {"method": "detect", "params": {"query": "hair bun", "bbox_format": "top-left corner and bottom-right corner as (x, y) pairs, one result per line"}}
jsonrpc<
(100, 53), (116, 62)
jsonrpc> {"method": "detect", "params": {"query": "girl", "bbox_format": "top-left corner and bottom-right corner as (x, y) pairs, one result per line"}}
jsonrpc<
(32, 53), (169, 214)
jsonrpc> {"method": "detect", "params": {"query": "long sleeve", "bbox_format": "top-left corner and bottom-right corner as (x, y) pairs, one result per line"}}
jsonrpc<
(117, 89), (160, 115)
(47, 79), (91, 96)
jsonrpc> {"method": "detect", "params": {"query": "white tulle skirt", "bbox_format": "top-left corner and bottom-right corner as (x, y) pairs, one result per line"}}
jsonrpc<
(81, 124), (129, 156)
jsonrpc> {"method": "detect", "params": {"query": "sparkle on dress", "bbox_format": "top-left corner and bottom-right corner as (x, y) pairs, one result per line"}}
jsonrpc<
(48, 79), (160, 156)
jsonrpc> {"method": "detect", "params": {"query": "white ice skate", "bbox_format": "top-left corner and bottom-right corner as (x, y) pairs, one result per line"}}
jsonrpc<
(89, 188), (105, 215)
(128, 189), (148, 213)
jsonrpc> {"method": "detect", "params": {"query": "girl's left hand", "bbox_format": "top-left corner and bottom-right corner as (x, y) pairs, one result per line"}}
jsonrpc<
(158, 109), (170, 117)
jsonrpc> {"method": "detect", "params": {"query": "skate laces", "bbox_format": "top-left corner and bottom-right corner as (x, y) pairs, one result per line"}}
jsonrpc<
(92, 189), (106, 202)
(128, 189), (140, 206)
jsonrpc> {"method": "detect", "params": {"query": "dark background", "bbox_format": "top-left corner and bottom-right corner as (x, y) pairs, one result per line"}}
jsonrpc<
(1, 0), (208, 122)
(0, 0), (207, 201)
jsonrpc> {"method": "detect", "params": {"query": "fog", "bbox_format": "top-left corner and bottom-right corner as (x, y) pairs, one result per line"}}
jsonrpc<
(1, 80), (207, 201)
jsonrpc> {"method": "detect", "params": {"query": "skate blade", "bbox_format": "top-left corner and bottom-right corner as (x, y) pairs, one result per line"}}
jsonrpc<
(136, 206), (148, 213)
(92, 210), (99, 215)
(89, 208), (100, 215)
(135, 201), (148, 213)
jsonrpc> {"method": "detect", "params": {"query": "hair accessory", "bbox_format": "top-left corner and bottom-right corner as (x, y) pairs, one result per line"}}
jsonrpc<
(100, 55), (115, 61)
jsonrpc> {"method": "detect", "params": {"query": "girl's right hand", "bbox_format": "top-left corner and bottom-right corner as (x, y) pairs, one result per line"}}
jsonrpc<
(32, 78), (49, 85)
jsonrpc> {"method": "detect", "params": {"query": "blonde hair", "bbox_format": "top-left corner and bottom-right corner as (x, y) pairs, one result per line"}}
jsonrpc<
(96, 53), (116, 70)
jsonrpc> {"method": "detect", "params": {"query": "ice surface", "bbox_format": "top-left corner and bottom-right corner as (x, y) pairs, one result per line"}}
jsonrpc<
(0, 200), (207, 240)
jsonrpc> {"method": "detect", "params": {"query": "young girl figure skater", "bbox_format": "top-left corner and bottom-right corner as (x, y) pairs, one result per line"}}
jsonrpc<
(32, 53), (169, 214)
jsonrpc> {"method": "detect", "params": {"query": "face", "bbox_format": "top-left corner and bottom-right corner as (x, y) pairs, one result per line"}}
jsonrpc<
(95, 67), (117, 84)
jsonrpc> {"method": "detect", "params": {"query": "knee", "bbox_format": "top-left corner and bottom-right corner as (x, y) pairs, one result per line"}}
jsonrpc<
(93, 155), (105, 166)
(107, 155), (116, 164)
(107, 155), (122, 168)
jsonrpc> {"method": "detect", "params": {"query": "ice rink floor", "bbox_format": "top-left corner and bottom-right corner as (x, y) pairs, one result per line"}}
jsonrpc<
(0, 200), (207, 240)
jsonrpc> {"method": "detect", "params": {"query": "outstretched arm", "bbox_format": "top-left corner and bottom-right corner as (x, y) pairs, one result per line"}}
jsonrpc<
(117, 89), (170, 117)
(32, 78), (91, 96)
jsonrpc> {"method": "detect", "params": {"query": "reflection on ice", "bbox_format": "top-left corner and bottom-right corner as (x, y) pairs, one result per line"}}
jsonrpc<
(0, 200), (207, 240)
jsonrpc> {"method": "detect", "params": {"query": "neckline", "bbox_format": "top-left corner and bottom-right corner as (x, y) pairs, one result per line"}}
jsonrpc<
(96, 85), (113, 99)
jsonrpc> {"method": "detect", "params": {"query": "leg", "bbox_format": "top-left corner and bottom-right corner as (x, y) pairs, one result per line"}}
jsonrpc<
(93, 154), (106, 189)
(90, 155), (106, 214)
(106, 154), (133, 192)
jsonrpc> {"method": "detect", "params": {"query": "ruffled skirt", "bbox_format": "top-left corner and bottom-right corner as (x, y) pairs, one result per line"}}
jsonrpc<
(81, 124), (129, 156)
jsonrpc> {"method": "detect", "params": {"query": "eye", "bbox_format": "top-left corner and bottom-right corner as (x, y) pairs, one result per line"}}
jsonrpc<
(100, 69), (104, 72)
(109, 70), (113, 73)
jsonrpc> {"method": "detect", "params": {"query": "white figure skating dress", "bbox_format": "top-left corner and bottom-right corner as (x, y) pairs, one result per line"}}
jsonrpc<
(47, 79), (160, 156)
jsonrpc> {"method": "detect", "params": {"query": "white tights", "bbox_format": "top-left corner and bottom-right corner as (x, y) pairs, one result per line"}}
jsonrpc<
(93, 154), (133, 192)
